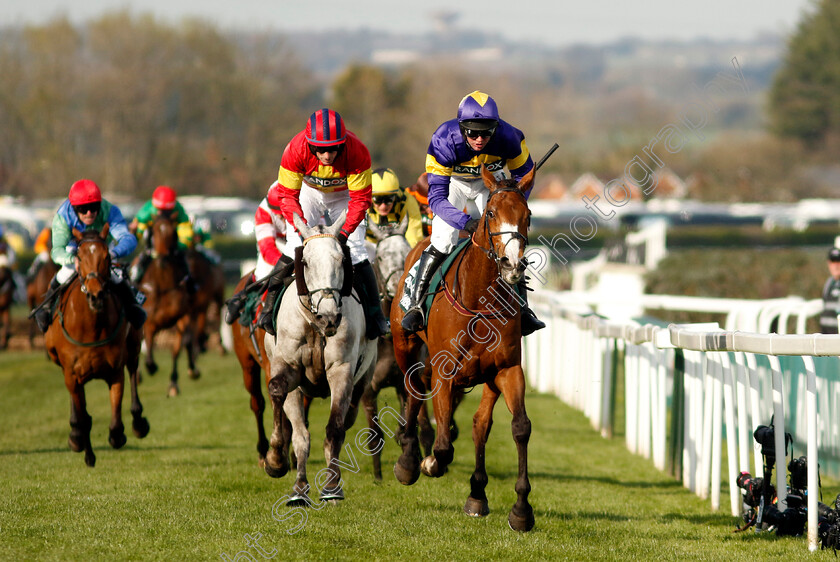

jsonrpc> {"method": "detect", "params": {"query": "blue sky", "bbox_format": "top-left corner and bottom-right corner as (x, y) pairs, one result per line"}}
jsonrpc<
(1, 0), (816, 47)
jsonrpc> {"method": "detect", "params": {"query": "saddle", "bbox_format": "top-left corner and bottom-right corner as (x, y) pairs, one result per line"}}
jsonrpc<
(399, 238), (470, 316)
(238, 275), (294, 330)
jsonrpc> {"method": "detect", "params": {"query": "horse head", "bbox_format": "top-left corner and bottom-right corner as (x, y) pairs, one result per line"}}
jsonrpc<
(151, 213), (178, 257)
(478, 164), (535, 286)
(369, 215), (411, 300)
(293, 211), (348, 337)
(73, 223), (111, 312)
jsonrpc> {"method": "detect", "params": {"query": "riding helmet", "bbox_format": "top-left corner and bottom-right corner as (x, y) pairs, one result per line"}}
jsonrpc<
(457, 90), (499, 130)
(68, 179), (102, 205)
(152, 185), (177, 211)
(371, 168), (401, 196)
(305, 108), (346, 147)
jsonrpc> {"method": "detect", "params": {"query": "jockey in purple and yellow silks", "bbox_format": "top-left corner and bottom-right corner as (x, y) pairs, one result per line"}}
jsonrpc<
(401, 90), (545, 336)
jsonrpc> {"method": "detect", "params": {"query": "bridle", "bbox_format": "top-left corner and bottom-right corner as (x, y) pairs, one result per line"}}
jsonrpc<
(78, 238), (111, 297)
(297, 233), (346, 316)
(471, 185), (530, 273)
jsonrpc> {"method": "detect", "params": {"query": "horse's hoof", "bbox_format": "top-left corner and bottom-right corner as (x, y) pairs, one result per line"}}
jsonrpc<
(264, 462), (288, 479)
(420, 455), (443, 478)
(146, 361), (158, 376)
(189, 369), (200, 380)
(258, 457), (266, 469)
(464, 496), (490, 517)
(286, 493), (310, 507)
(393, 459), (420, 486)
(167, 383), (179, 397)
(319, 487), (344, 502)
(68, 435), (84, 452)
(132, 417), (150, 439)
(109, 432), (127, 449)
(508, 507), (535, 532)
(84, 451), (96, 467)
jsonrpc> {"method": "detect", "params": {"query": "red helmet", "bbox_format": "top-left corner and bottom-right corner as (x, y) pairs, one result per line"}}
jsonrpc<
(305, 108), (346, 147)
(68, 179), (102, 206)
(152, 185), (177, 210)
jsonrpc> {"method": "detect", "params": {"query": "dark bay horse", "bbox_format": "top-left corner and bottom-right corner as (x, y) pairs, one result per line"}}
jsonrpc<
(27, 259), (60, 349)
(44, 226), (149, 466)
(263, 213), (377, 505)
(136, 214), (197, 396)
(390, 165), (536, 531)
(187, 246), (225, 355)
(0, 249), (14, 350)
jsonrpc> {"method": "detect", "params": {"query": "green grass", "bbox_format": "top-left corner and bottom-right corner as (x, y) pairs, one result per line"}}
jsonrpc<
(0, 349), (834, 561)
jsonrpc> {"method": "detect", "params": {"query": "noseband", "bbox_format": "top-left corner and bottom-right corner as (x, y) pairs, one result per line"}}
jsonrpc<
(297, 233), (350, 316)
(78, 240), (111, 296)
(472, 186), (530, 270)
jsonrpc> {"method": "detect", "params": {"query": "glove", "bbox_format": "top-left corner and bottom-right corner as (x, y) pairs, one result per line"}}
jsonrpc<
(337, 230), (349, 246)
(463, 218), (480, 234)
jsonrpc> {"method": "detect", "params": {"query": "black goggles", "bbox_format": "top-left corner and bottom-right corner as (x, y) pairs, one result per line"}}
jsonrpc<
(463, 126), (496, 139)
(308, 144), (341, 155)
(74, 202), (101, 215)
(373, 195), (396, 205)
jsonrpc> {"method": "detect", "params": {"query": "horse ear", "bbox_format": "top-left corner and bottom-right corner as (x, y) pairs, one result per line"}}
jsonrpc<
(292, 213), (310, 239)
(481, 164), (497, 191)
(396, 213), (409, 236)
(517, 167), (535, 194)
(72, 228), (83, 241)
(330, 210), (348, 237)
(101, 222), (110, 240)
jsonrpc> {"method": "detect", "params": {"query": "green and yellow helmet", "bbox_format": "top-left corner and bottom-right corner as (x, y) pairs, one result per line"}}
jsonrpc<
(371, 168), (401, 196)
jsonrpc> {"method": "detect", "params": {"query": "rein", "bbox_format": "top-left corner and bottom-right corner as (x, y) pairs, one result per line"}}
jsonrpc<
(57, 278), (126, 347)
(297, 232), (347, 317)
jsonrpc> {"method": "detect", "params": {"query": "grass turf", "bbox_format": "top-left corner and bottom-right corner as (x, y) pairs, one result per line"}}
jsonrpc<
(0, 348), (834, 561)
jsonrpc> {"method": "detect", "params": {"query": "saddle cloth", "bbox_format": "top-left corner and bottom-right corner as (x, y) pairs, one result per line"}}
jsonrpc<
(398, 238), (470, 315)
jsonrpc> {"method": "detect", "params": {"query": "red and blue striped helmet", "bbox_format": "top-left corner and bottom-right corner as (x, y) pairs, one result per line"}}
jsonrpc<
(305, 108), (346, 147)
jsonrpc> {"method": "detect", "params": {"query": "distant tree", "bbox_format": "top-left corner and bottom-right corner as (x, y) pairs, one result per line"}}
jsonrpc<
(769, 0), (840, 146)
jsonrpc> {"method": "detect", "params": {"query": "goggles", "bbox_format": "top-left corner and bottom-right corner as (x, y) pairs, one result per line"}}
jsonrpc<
(308, 144), (341, 155)
(463, 126), (496, 140)
(373, 195), (396, 205)
(74, 202), (101, 215)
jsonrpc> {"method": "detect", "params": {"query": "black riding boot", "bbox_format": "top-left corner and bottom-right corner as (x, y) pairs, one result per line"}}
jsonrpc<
(115, 279), (147, 329)
(401, 247), (447, 334)
(353, 260), (390, 340)
(31, 278), (61, 333)
(131, 251), (152, 284)
(257, 258), (295, 336)
(518, 279), (546, 337)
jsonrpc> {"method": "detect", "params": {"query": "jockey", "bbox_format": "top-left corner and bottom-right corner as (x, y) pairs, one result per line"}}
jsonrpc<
(30, 179), (146, 333)
(366, 167), (424, 248)
(401, 90), (546, 336)
(224, 181), (292, 326)
(128, 185), (196, 291)
(271, 108), (389, 339)
(0, 224), (17, 268)
(25, 226), (51, 282)
(405, 172), (434, 238)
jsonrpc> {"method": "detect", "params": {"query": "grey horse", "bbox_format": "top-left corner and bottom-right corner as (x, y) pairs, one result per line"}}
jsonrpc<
(263, 212), (377, 504)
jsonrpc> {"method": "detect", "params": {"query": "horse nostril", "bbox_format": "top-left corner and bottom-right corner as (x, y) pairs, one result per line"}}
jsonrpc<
(316, 314), (322, 321)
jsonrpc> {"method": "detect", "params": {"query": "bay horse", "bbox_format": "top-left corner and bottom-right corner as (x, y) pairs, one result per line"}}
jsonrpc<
(137, 213), (196, 396)
(44, 225), (149, 467)
(363, 217), (436, 480)
(27, 259), (60, 349)
(0, 249), (14, 350)
(187, 245), (225, 355)
(390, 165), (536, 531)
(263, 212), (377, 505)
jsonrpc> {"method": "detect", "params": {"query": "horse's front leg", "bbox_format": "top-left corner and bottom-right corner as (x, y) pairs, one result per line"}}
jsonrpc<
(321, 366), (354, 502)
(107, 370), (127, 449)
(394, 359), (426, 485)
(143, 321), (158, 376)
(283, 389), (312, 506)
(265, 366), (294, 478)
(180, 315), (200, 380)
(65, 375), (95, 467)
(421, 377), (455, 478)
(498, 365), (534, 532)
(465, 383), (500, 517)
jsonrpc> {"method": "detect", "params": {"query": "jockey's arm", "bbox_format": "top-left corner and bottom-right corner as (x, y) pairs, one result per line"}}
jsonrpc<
(104, 205), (137, 261)
(344, 169), (373, 236)
(402, 195), (425, 248)
(50, 208), (75, 267)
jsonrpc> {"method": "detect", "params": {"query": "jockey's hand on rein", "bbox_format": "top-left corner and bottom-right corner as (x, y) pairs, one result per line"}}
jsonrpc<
(337, 230), (349, 246)
(463, 218), (480, 234)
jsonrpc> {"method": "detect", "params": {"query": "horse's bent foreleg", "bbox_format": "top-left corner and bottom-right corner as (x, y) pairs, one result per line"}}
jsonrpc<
(144, 323), (158, 376)
(107, 371), (127, 449)
(499, 366), (534, 532)
(465, 383), (500, 518)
